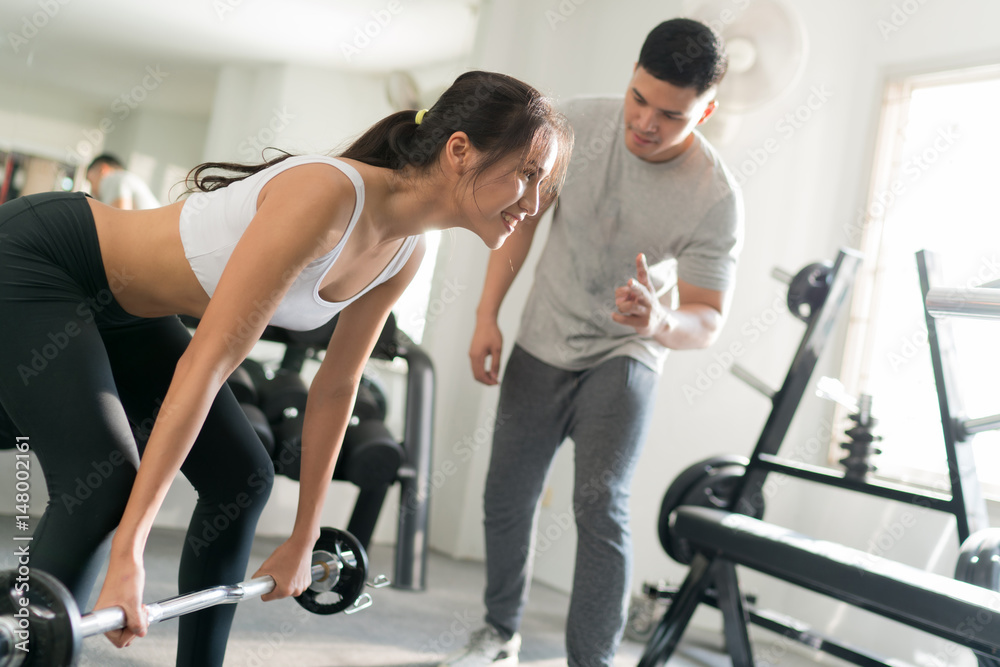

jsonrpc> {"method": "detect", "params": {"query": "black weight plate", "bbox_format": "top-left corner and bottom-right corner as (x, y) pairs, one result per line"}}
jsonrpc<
(658, 456), (758, 565)
(295, 528), (369, 615)
(786, 262), (832, 322)
(0, 568), (81, 667)
(956, 528), (1000, 591)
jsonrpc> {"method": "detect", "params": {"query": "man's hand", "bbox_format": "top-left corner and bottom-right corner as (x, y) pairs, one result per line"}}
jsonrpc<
(612, 253), (673, 338)
(469, 318), (503, 385)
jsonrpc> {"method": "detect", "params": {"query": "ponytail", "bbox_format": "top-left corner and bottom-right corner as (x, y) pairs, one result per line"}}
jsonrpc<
(186, 71), (572, 197)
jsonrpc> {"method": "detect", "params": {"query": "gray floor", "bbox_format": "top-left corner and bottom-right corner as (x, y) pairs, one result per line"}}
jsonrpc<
(1, 518), (799, 667)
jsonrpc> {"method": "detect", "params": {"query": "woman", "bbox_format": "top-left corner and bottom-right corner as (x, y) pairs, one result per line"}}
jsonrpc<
(0, 70), (572, 666)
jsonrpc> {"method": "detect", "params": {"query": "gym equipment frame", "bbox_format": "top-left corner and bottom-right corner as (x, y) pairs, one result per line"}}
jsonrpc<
(639, 248), (1000, 667)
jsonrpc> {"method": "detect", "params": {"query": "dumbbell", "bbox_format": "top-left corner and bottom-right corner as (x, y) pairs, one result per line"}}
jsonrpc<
(271, 414), (304, 481)
(258, 369), (309, 424)
(271, 417), (404, 489)
(337, 421), (404, 488)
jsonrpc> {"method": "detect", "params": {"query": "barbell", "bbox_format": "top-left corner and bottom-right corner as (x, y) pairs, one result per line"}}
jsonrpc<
(0, 527), (387, 667)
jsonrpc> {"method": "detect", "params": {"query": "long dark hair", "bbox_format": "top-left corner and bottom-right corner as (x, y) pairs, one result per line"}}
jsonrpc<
(186, 70), (572, 199)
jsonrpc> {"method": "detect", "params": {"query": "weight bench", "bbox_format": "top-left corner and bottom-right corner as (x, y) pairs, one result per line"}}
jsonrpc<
(639, 249), (1000, 666)
(661, 506), (1000, 665)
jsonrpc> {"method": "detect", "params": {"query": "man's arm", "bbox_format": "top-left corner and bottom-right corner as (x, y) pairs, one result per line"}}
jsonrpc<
(612, 253), (731, 350)
(469, 205), (551, 384)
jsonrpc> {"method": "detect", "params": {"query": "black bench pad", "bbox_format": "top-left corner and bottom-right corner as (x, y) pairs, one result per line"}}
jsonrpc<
(672, 506), (1000, 656)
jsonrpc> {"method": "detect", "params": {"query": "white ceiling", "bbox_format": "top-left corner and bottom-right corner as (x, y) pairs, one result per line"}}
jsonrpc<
(0, 0), (481, 115)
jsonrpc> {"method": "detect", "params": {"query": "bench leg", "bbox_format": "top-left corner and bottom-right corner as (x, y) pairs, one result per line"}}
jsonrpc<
(639, 553), (716, 667)
(715, 559), (754, 667)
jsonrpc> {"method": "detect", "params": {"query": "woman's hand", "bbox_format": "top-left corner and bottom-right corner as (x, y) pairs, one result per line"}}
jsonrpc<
(94, 555), (147, 648)
(253, 536), (316, 601)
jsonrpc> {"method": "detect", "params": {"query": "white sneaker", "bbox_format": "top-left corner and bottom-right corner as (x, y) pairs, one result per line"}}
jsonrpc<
(437, 625), (521, 666)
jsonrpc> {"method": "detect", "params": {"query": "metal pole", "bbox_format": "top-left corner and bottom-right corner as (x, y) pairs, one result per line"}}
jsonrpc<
(395, 335), (434, 591)
(962, 414), (1000, 436)
(926, 287), (1000, 320)
(730, 364), (776, 399)
(77, 559), (338, 638)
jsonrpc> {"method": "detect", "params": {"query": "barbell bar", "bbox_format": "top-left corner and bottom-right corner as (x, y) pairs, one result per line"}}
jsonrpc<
(925, 286), (1000, 321)
(0, 527), (387, 667)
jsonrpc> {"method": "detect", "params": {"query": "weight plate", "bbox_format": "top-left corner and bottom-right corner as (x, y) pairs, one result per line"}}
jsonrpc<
(295, 528), (369, 615)
(786, 262), (832, 322)
(658, 456), (760, 565)
(956, 528), (1000, 592)
(0, 569), (81, 667)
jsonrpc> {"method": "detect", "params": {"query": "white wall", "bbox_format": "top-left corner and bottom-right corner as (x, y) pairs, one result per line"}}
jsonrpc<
(419, 0), (1000, 662)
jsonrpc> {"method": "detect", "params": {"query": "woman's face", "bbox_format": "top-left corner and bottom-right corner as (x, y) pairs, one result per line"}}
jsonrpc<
(462, 140), (559, 249)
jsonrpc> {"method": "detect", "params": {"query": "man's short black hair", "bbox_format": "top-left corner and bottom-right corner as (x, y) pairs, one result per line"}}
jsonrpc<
(86, 153), (124, 171)
(638, 18), (728, 95)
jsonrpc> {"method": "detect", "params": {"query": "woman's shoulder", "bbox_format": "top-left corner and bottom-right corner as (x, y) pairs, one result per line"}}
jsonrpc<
(258, 160), (362, 222)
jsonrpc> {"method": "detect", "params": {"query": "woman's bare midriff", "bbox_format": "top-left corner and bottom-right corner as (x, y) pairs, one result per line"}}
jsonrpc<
(88, 198), (211, 319)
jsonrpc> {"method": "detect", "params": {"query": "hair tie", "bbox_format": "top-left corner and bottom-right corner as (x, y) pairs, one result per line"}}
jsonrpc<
(415, 109), (428, 125)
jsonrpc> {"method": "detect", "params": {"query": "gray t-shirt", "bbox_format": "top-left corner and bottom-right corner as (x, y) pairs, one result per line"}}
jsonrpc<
(98, 170), (161, 209)
(516, 97), (743, 374)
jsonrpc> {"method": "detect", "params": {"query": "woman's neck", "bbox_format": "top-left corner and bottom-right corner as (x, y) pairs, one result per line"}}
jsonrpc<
(351, 161), (462, 243)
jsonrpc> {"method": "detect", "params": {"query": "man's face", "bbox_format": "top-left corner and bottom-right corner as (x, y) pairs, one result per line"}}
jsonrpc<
(623, 65), (718, 163)
(86, 165), (107, 196)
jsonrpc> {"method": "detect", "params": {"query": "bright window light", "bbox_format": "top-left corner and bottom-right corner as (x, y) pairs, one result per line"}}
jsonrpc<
(842, 65), (1000, 493)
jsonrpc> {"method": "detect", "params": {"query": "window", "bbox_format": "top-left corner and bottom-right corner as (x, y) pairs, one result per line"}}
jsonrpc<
(392, 229), (442, 345)
(839, 63), (1000, 494)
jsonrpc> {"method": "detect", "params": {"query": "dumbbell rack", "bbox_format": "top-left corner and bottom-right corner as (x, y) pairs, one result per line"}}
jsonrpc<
(263, 321), (434, 592)
(193, 312), (435, 592)
(638, 248), (1000, 666)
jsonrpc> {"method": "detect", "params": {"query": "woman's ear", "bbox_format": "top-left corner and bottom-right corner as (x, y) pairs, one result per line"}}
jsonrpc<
(442, 131), (473, 176)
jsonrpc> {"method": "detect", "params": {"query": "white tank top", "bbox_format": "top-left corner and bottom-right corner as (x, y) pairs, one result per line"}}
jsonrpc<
(178, 156), (419, 331)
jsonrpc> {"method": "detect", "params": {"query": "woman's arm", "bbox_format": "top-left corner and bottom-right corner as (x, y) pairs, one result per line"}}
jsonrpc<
(95, 165), (358, 647)
(253, 237), (427, 599)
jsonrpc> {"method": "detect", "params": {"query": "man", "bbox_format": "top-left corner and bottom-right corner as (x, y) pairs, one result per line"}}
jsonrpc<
(441, 18), (744, 667)
(86, 153), (161, 209)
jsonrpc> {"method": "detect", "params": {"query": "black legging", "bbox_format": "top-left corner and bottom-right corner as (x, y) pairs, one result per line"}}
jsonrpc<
(0, 191), (275, 666)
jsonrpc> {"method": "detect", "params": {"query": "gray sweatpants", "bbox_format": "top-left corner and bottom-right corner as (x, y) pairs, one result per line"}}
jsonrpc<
(483, 345), (658, 667)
